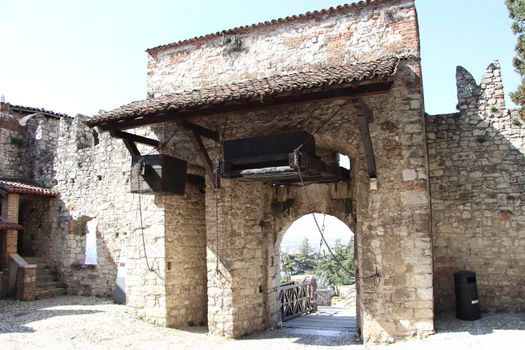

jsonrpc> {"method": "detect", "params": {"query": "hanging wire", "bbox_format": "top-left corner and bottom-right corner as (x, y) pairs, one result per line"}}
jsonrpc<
(137, 159), (155, 272)
(316, 214), (326, 270)
(293, 149), (354, 277)
(214, 116), (229, 273)
(310, 98), (352, 136)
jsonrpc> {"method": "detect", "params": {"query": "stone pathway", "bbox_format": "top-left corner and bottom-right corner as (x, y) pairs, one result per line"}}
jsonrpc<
(1, 296), (524, 349)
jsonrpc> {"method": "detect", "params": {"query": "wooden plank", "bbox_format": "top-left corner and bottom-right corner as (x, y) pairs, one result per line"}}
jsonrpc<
(352, 98), (377, 178)
(96, 81), (393, 131)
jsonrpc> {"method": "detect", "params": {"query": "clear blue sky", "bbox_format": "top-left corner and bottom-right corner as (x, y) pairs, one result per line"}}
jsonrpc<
(0, 0), (519, 116)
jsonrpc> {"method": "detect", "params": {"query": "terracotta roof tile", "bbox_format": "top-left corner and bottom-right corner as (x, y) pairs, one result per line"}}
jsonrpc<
(146, 0), (400, 53)
(0, 218), (23, 231)
(87, 56), (408, 128)
(0, 180), (57, 197)
(7, 104), (71, 119)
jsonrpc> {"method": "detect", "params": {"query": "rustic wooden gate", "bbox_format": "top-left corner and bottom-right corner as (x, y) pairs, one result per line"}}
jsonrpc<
(279, 279), (318, 321)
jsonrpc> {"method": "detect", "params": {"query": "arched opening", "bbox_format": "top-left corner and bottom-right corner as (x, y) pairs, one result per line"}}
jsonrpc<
(276, 212), (356, 336)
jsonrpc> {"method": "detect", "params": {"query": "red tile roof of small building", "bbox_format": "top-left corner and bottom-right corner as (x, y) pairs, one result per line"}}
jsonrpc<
(87, 55), (409, 128)
(7, 104), (71, 119)
(0, 180), (57, 197)
(0, 218), (23, 231)
(146, 0), (402, 53)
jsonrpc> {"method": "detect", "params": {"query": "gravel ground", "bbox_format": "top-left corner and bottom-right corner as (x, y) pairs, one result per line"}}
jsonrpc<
(0, 296), (524, 349)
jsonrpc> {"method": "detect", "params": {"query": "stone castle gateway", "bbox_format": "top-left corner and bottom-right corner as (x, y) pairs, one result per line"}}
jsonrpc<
(0, 0), (523, 344)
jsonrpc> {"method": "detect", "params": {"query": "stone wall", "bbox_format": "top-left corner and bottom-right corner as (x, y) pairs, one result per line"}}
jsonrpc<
(47, 117), (170, 321)
(428, 61), (525, 313)
(146, 0), (419, 97)
(19, 198), (52, 257)
(144, 0), (431, 343)
(164, 183), (207, 327)
(0, 111), (26, 180)
(206, 180), (267, 337)
(187, 57), (432, 342)
(22, 114), (61, 187)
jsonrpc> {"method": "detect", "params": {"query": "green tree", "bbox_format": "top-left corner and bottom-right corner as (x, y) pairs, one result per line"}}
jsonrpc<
(295, 238), (316, 274)
(506, 0), (525, 118)
(315, 238), (355, 286)
(280, 252), (295, 283)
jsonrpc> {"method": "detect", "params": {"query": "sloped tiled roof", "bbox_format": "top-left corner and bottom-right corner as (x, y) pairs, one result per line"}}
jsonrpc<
(87, 56), (404, 128)
(0, 180), (57, 197)
(0, 218), (23, 231)
(147, 0), (400, 53)
(7, 104), (70, 119)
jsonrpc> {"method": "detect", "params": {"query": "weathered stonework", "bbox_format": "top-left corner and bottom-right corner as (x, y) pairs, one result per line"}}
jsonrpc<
(147, 0), (419, 97)
(141, 0), (431, 339)
(427, 61), (525, 313)
(0, 111), (26, 179)
(11, 0), (525, 345)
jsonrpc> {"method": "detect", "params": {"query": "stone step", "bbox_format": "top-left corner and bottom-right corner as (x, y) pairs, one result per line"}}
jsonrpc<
(37, 274), (57, 283)
(36, 287), (66, 299)
(36, 280), (63, 289)
(23, 257), (45, 265)
(37, 268), (55, 277)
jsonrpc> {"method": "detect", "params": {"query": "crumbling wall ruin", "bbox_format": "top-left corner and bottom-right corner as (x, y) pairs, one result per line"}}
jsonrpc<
(427, 61), (525, 313)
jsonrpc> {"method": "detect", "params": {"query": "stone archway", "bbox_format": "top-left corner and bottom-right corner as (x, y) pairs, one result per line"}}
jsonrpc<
(277, 211), (356, 321)
(262, 182), (359, 331)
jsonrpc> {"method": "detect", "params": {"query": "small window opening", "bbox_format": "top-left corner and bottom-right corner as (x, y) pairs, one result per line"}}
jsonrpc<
(337, 153), (350, 170)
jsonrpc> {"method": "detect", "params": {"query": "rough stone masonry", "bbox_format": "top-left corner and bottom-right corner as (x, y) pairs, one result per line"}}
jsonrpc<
(0, 0), (523, 346)
(428, 61), (525, 313)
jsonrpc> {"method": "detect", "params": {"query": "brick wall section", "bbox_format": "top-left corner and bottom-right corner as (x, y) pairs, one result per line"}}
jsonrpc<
(146, 0), (419, 97)
(2, 194), (21, 268)
(16, 264), (36, 301)
(427, 61), (525, 312)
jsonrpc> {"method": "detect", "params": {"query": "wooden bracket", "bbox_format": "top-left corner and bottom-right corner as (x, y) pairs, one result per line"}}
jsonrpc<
(352, 98), (377, 179)
(187, 129), (220, 189)
(179, 121), (219, 142)
(109, 130), (161, 157)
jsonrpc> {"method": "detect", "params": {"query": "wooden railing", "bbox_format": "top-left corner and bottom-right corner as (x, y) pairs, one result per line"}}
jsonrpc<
(279, 279), (317, 321)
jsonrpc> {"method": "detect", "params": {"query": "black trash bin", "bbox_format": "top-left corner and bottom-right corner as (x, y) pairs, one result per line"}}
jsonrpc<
(454, 270), (481, 320)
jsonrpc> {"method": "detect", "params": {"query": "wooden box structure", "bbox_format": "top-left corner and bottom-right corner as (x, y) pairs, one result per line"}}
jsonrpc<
(219, 131), (349, 185)
(130, 154), (187, 195)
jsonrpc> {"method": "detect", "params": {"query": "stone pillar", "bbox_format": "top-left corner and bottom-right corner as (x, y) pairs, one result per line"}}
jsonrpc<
(206, 180), (266, 338)
(356, 62), (434, 343)
(164, 183), (207, 327)
(124, 195), (168, 325)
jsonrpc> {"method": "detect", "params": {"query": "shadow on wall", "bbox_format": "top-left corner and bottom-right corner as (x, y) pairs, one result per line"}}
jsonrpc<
(428, 61), (525, 313)
(23, 196), (119, 298)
